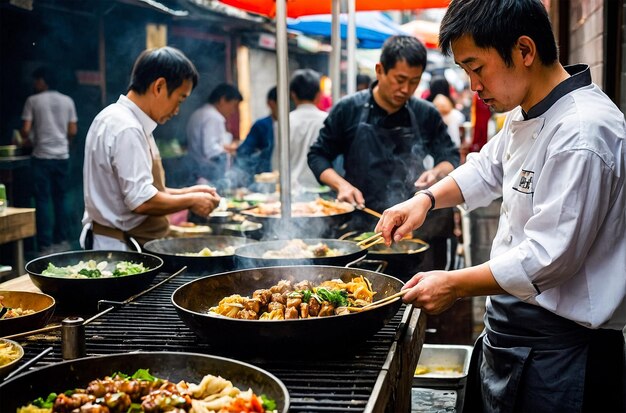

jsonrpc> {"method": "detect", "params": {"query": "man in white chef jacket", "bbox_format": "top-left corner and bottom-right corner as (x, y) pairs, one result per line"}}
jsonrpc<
(376, 1), (626, 412)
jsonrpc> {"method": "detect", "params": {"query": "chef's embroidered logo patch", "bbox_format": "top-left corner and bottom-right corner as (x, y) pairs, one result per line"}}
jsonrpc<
(514, 169), (534, 194)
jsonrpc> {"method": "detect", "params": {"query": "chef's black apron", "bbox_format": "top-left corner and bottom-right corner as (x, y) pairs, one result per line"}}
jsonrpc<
(463, 295), (625, 413)
(341, 99), (454, 271)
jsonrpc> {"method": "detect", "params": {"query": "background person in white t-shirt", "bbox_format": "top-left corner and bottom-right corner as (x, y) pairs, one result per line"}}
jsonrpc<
(20, 67), (77, 254)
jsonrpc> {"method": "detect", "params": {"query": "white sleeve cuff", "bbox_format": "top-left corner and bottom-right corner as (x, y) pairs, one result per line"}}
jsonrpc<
(489, 250), (539, 301)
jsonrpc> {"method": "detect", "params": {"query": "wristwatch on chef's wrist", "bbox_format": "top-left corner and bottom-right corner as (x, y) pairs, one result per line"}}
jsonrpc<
(415, 189), (435, 212)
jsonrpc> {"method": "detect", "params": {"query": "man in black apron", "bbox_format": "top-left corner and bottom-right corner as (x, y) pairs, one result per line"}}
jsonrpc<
(307, 35), (459, 272)
(376, 1), (626, 412)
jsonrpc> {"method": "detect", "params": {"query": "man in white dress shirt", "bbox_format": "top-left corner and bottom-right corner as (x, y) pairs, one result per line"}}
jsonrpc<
(186, 83), (242, 190)
(288, 69), (328, 192)
(82, 47), (220, 251)
(376, 1), (626, 412)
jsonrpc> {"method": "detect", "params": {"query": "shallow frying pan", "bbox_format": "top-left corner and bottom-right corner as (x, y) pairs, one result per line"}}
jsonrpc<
(25, 250), (163, 312)
(234, 238), (366, 269)
(143, 235), (256, 273)
(0, 352), (289, 412)
(172, 265), (404, 355)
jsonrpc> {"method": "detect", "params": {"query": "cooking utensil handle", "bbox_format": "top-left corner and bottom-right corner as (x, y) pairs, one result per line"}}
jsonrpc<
(344, 254), (366, 268)
(360, 259), (388, 273)
(3, 346), (53, 381)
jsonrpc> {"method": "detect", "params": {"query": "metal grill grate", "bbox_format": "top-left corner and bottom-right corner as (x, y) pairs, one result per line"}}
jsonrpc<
(16, 270), (412, 412)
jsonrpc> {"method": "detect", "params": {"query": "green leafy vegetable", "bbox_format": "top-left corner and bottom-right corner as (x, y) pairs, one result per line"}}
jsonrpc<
(113, 261), (147, 277)
(78, 268), (101, 278)
(260, 394), (277, 411)
(315, 288), (348, 307)
(131, 368), (158, 382)
(32, 392), (57, 408)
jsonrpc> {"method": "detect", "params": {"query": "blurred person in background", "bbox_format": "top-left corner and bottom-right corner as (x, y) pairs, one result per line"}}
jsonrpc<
(356, 73), (372, 91)
(82, 47), (220, 251)
(186, 83), (243, 190)
(234, 86), (278, 187)
(428, 75), (465, 148)
(308, 35), (459, 272)
(289, 69), (328, 192)
(377, 0), (626, 411)
(316, 75), (333, 112)
(20, 66), (77, 254)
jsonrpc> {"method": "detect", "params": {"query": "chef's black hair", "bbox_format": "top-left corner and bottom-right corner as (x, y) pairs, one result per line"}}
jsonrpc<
(289, 69), (321, 101)
(208, 83), (243, 104)
(128, 46), (198, 95)
(439, 0), (558, 67)
(380, 36), (427, 73)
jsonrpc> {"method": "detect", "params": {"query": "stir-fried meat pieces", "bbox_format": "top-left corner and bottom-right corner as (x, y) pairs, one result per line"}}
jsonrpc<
(318, 302), (336, 317)
(236, 309), (258, 319)
(77, 404), (110, 413)
(244, 297), (261, 313)
(141, 388), (191, 412)
(308, 297), (321, 316)
(54, 393), (96, 413)
(87, 377), (161, 399)
(252, 289), (272, 307)
(271, 293), (285, 305)
(300, 303), (310, 318)
(270, 279), (293, 294)
(267, 301), (285, 312)
(286, 293), (302, 308)
(293, 280), (314, 291)
(285, 306), (298, 319)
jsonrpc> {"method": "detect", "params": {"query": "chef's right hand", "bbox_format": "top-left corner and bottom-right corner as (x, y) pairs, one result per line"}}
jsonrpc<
(336, 183), (365, 209)
(189, 192), (221, 217)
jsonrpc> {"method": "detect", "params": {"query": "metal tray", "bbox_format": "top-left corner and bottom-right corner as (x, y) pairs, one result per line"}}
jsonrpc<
(413, 344), (473, 389)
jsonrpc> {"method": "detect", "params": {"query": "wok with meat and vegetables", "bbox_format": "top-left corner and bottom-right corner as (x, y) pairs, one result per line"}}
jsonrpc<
(17, 368), (277, 413)
(209, 275), (375, 320)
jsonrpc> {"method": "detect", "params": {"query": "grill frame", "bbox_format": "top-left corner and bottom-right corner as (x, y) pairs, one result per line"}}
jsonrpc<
(7, 270), (425, 412)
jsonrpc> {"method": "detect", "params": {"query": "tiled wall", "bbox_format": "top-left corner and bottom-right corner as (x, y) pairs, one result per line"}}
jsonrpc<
(568, 0), (605, 86)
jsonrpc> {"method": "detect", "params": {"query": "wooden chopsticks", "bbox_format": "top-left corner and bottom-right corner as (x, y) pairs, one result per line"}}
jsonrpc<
(356, 205), (383, 218)
(346, 290), (408, 312)
(355, 232), (384, 249)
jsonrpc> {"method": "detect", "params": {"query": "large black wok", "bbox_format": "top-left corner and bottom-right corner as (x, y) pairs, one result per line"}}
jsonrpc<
(143, 235), (255, 273)
(25, 250), (163, 311)
(0, 352), (289, 412)
(172, 265), (404, 355)
(234, 238), (366, 269)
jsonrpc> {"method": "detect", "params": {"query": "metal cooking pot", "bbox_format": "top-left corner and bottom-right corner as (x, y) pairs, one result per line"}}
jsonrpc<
(25, 250), (163, 312)
(143, 235), (255, 273)
(0, 352), (289, 412)
(234, 238), (365, 269)
(240, 203), (354, 239)
(171, 265), (404, 355)
(340, 232), (430, 281)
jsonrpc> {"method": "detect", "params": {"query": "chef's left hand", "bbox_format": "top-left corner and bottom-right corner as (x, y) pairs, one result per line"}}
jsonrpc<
(402, 270), (459, 315)
(414, 170), (438, 190)
(186, 185), (219, 196)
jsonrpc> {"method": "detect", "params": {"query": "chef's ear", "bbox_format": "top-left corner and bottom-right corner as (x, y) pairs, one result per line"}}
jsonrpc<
(153, 77), (168, 95)
(516, 36), (536, 67)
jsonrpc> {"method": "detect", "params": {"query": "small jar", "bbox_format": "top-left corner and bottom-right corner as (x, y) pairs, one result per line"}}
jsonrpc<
(61, 317), (85, 360)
